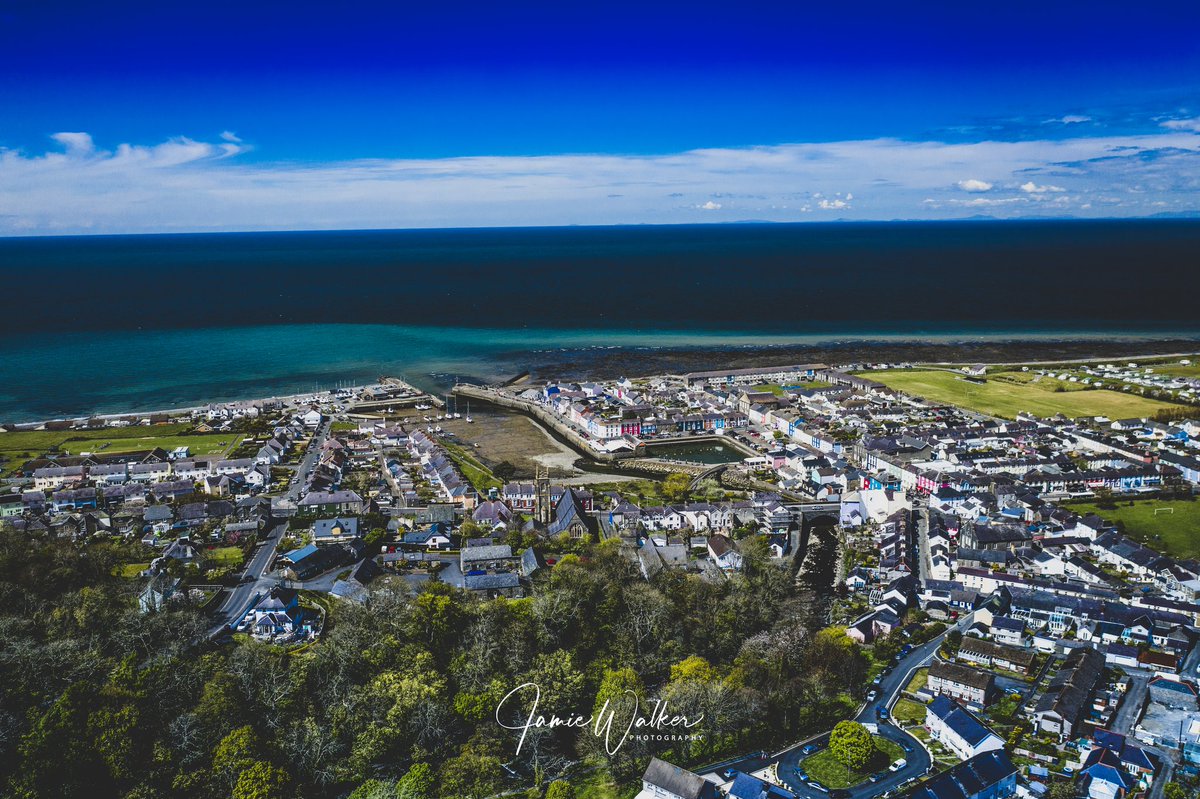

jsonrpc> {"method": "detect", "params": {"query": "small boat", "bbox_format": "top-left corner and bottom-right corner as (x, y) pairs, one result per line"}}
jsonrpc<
(473, 443), (480, 448)
(466, 415), (473, 423)
(434, 425), (442, 433)
(453, 412), (461, 419)
(426, 425), (433, 433)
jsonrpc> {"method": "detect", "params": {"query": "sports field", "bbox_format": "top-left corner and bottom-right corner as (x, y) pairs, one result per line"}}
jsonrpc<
(1064, 499), (1200, 559)
(0, 424), (238, 475)
(860, 369), (1181, 419)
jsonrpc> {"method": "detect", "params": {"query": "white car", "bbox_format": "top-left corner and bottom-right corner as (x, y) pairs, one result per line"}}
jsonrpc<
(889, 759), (907, 772)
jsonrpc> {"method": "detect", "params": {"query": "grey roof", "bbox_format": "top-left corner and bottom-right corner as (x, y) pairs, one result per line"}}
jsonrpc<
(461, 544), (514, 562)
(463, 572), (520, 591)
(143, 505), (173, 522)
(930, 660), (995, 692)
(910, 750), (1016, 799)
(641, 758), (716, 799)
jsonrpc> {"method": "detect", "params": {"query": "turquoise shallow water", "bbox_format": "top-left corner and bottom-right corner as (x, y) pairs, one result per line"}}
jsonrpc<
(1, 323), (1198, 422)
(2, 221), (1199, 421)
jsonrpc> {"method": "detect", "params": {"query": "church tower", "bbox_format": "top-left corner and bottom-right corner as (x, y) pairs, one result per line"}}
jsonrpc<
(535, 466), (552, 525)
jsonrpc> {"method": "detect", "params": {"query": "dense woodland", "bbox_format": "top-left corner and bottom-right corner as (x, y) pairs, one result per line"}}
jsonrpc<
(0, 528), (868, 799)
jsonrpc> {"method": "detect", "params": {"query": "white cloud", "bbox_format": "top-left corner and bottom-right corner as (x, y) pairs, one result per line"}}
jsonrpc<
(1048, 115), (1092, 125)
(1020, 181), (1066, 193)
(1162, 117), (1200, 133)
(50, 132), (95, 156)
(1, 129), (1199, 234)
(957, 179), (993, 192)
(220, 131), (242, 143)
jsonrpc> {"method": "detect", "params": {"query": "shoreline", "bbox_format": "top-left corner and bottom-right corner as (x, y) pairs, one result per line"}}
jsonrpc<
(4, 337), (1199, 428)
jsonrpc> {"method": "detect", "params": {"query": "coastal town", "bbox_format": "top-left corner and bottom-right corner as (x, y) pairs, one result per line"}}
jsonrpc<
(3, 356), (1200, 799)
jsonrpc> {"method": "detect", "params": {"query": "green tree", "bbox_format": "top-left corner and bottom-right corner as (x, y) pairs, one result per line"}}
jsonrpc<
(232, 762), (289, 799)
(349, 778), (396, 799)
(1162, 784), (1186, 799)
(661, 472), (692, 503)
(212, 725), (259, 788)
(545, 781), (578, 799)
(829, 720), (874, 770)
(395, 763), (435, 799)
(439, 749), (504, 799)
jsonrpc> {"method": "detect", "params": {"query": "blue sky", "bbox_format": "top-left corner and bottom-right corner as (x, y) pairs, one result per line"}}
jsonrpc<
(2, 1), (1199, 233)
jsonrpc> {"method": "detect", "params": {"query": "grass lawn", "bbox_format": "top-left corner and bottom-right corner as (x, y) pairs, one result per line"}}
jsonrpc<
(440, 439), (502, 493)
(113, 562), (150, 578)
(858, 369), (1181, 419)
(330, 421), (358, 432)
(0, 423), (236, 474)
(570, 770), (639, 799)
(904, 668), (928, 695)
(1063, 498), (1200, 559)
(207, 546), (246, 568)
(802, 736), (905, 788)
(893, 698), (928, 724)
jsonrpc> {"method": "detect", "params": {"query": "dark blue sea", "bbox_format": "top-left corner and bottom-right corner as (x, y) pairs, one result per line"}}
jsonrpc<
(1, 220), (1198, 421)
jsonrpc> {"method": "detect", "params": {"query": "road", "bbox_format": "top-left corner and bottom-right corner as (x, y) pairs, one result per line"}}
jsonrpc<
(207, 420), (329, 638)
(206, 520), (286, 637)
(708, 613), (974, 799)
(1110, 673), (1150, 736)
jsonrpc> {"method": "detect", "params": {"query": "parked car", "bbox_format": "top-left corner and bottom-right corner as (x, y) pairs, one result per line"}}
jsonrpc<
(877, 706), (889, 719)
(867, 689), (879, 701)
(889, 759), (907, 772)
(722, 768), (737, 780)
(869, 773), (884, 783)
(801, 743), (820, 755)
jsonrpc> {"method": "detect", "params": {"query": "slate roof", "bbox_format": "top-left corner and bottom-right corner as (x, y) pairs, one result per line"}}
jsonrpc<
(728, 771), (797, 799)
(928, 695), (1000, 747)
(930, 660), (995, 692)
(463, 572), (520, 591)
(908, 750), (1016, 799)
(641, 758), (717, 799)
(990, 616), (1025, 632)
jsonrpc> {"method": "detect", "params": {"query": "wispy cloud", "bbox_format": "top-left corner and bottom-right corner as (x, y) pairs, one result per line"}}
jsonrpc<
(1161, 117), (1200, 133)
(1020, 181), (1066, 193)
(1, 129), (1198, 234)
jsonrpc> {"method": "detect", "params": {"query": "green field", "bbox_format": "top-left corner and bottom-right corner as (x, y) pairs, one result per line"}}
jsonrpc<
(801, 735), (905, 788)
(860, 369), (1181, 419)
(0, 423), (237, 475)
(1063, 499), (1200, 559)
(207, 546), (246, 568)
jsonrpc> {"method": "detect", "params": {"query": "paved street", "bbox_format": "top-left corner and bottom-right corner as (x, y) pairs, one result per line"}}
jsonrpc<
(707, 613), (974, 799)
(207, 419), (329, 638)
